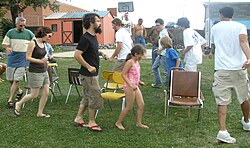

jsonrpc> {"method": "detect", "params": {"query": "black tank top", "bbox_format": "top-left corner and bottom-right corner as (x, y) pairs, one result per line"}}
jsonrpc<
(29, 40), (47, 73)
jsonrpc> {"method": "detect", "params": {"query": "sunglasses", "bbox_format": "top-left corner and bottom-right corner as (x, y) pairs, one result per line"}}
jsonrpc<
(19, 25), (26, 27)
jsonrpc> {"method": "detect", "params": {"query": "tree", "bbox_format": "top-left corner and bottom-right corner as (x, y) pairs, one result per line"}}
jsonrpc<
(0, 0), (59, 25)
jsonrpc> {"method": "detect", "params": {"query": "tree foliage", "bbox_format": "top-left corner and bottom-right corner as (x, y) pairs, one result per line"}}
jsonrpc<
(0, 0), (59, 25)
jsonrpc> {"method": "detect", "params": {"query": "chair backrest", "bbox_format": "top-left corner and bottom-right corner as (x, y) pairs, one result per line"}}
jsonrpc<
(170, 70), (201, 98)
(112, 71), (125, 85)
(102, 70), (115, 82)
(68, 68), (81, 85)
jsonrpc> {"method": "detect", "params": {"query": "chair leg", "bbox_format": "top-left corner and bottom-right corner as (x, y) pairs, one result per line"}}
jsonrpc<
(121, 97), (125, 110)
(50, 87), (57, 102)
(107, 100), (112, 111)
(65, 84), (73, 104)
(75, 85), (80, 97)
(95, 110), (99, 119)
(166, 105), (170, 121)
(56, 82), (62, 96)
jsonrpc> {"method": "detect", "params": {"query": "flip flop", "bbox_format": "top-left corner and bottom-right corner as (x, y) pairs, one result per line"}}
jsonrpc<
(7, 101), (13, 108)
(15, 92), (23, 101)
(74, 122), (88, 128)
(37, 114), (50, 118)
(89, 125), (102, 132)
(13, 103), (20, 116)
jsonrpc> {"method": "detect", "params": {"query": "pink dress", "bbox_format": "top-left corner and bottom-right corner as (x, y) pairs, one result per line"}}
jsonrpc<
(123, 60), (140, 88)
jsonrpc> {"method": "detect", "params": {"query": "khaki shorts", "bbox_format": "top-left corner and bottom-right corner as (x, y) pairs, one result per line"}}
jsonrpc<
(212, 70), (249, 105)
(113, 59), (126, 72)
(28, 71), (50, 88)
(6, 67), (26, 81)
(80, 75), (103, 109)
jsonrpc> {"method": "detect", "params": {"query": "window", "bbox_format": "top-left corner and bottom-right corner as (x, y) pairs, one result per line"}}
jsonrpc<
(51, 24), (57, 32)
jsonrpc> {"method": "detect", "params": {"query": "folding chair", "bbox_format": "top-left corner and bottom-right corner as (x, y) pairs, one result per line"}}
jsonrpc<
(48, 63), (62, 102)
(100, 71), (125, 111)
(164, 68), (204, 127)
(65, 68), (82, 104)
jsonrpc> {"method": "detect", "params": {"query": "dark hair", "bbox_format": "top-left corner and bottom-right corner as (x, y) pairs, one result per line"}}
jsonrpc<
(112, 18), (122, 26)
(176, 17), (190, 28)
(83, 13), (100, 29)
(126, 44), (146, 61)
(219, 7), (234, 18)
(35, 26), (52, 38)
(155, 18), (164, 25)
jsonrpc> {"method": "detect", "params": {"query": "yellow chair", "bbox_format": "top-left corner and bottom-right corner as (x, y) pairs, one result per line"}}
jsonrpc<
(102, 70), (123, 91)
(101, 71), (125, 111)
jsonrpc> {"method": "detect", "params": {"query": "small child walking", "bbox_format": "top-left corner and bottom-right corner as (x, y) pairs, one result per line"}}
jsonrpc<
(160, 36), (182, 83)
(115, 44), (149, 130)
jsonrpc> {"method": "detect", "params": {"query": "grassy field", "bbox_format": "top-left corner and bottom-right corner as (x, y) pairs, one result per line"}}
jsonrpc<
(0, 56), (250, 147)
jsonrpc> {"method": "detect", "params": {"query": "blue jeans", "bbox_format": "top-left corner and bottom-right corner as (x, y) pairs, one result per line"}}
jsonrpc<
(134, 36), (146, 48)
(152, 55), (168, 86)
(151, 45), (157, 65)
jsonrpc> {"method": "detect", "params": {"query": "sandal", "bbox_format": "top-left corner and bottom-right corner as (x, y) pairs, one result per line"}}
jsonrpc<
(15, 92), (23, 101)
(7, 101), (13, 108)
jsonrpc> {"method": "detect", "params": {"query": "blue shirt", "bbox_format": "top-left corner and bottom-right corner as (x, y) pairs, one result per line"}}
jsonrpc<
(165, 48), (183, 79)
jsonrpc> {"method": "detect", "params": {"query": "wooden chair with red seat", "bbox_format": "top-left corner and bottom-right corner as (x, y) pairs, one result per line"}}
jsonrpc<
(164, 68), (204, 128)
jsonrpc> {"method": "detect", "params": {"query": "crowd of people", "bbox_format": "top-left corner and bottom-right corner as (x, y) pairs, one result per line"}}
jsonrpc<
(1, 6), (250, 144)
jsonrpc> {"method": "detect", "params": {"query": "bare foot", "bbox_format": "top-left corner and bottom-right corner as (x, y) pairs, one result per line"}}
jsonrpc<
(115, 122), (125, 130)
(137, 124), (149, 129)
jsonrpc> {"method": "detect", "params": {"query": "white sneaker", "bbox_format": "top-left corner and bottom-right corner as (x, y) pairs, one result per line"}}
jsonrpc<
(216, 130), (236, 144)
(242, 117), (250, 131)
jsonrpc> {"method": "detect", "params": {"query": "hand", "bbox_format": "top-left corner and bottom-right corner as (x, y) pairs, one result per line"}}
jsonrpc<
(41, 57), (48, 64)
(139, 81), (145, 87)
(102, 54), (109, 60)
(208, 53), (213, 59)
(5, 47), (12, 54)
(87, 66), (96, 73)
(242, 59), (250, 70)
(130, 84), (137, 91)
(108, 57), (114, 62)
(181, 53), (185, 59)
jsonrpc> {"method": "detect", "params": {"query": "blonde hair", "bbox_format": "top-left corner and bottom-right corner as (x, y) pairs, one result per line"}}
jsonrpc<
(160, 36), (173, 49)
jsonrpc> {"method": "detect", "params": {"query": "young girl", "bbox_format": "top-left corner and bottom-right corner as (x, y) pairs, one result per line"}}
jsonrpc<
(160, 36), (182, 83)
(115, 44), (149, 130)
(13, 26), (52, 117)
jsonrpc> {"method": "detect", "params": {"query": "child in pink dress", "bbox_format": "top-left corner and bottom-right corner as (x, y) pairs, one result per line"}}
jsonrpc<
(115, 44), (149, 130)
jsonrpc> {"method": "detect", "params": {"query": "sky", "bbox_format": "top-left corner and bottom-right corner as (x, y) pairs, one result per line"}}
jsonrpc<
(58, 0), (250, 29)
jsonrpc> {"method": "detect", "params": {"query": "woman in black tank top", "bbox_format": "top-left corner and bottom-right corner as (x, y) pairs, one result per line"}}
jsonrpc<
(13, 27), (53, 118)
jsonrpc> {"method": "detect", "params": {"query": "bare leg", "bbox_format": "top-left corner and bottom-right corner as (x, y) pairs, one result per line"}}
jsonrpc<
(217, 105), (227, 131)
(15, 88), (40, 115)
(8, 80), (19, 102)
(74, 103), (87, 123)
(135, 88), (148, 128)
(241, 100), (250, 122)
(116, 87), (135, 130)
(37, 84), (49, 116)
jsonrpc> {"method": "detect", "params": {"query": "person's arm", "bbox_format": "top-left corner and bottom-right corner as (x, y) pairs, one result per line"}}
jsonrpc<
(2, 44), (12, 54)
(109, 42), (123, 62)
(132, 26), (136, 41)
(26, 41), (47, 65)
(240, 34), (250, 69)
(176, 58), (181, 68)
(74, 49), (96, 73)
(143, 26), (147, 39)
(98, 51), (108, 60)
(181, 46), (193, 59)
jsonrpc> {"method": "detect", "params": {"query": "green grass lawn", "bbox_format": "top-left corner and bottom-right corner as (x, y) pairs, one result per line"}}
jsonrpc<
(0, 56), (249, 147)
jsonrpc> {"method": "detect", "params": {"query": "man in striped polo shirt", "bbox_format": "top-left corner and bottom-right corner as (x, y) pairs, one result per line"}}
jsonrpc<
(2, 17), (35, 108)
